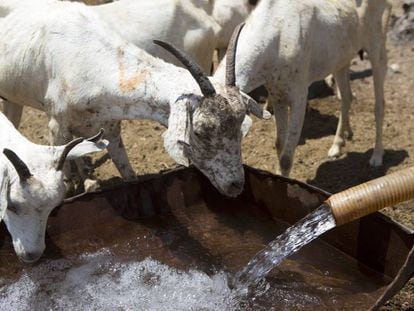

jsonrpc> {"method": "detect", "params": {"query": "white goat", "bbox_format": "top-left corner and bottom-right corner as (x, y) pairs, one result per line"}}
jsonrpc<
(0, 1), (269, 197)
(215, 0), (392, 177)
(0, 112), (107, 263)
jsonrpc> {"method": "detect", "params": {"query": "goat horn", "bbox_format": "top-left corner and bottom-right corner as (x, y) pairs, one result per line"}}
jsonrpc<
(56, 137), (84, 171)
(87, 128), (105, 143)
(153, 40), (216, 97)
(226, 23), (245, 87)
(3, 149), (32, 181)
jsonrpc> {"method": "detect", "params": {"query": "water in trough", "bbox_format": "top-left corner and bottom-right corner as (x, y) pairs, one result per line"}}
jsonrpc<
(1, 168), (398, 310)
(0, 203), (387, 311)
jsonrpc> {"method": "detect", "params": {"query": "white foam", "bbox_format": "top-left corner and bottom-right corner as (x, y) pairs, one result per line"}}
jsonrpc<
(0, 250), (239, 311)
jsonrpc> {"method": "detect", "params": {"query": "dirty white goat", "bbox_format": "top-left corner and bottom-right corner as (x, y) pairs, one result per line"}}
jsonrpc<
(215, 0), (392, 177)
(0, 112), (107, 263)
(0, 1), (269, 197)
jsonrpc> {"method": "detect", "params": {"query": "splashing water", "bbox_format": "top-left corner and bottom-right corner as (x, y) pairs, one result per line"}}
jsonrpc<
(232, 204), (336, 291)
(0, 248), (335, 311)
(0, 250), (239, 311)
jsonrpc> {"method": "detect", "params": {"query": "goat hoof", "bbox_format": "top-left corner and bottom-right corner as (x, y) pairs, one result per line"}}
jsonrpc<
(279, 155), (292, 177)
(264, 101), (274, 115)
(84, 179), (100, 193)
(369, 155), (383, 167)
(64, 179), (78, 197)
(328, 145), (341, 158)
(345, 131), (353, 141)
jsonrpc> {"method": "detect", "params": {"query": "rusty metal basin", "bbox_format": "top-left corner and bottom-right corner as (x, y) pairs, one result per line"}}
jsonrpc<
(1, 166), (413, 310)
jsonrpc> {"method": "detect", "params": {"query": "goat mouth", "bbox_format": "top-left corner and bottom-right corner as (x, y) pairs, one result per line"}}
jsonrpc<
(217, 182), (244, 198)
(18, 253), (42, 264)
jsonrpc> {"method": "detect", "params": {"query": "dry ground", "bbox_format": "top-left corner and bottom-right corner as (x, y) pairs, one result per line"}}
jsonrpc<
(1, 1), (413, 309)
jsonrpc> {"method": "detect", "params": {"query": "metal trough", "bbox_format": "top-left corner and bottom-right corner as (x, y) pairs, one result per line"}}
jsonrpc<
(1, 166), (413, 310)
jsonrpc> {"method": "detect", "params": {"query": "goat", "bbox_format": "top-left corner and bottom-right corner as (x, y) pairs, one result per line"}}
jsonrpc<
(215, 0), (392, 177)
(0, 112), (107, 263)
(0, 1), (269, 197)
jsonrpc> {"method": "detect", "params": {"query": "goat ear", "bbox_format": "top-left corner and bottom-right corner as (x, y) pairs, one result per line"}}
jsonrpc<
(65, 138), (109, 160)
(0, 164), (10, 222)
(163, 96), (194, 167)
(241, 115), (252, 137)
(163, 131), (191, 167)
(240, 91), (272, 120)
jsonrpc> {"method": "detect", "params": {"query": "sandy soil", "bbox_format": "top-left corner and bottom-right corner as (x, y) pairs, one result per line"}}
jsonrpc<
(1, 1), (413, 309)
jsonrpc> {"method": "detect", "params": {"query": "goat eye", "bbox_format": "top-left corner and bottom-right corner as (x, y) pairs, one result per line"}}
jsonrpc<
(194, 132), (207, 141)
(194, 128), (208, 138)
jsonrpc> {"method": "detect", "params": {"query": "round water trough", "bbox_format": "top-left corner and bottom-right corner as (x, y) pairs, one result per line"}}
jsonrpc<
(0, 166), (413, 309)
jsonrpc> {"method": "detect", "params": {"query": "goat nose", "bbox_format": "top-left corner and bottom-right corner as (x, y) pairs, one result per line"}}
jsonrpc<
(231, 181), (244, 190)
(225, 180), (244, 197)
(20, 252), (43, 263)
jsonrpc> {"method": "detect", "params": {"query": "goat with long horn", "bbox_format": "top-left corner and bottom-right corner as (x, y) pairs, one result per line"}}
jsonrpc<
(0, 1), (269, 199)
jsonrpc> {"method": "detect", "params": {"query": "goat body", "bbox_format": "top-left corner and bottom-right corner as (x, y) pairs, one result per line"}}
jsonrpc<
(215, 0), (391, 176)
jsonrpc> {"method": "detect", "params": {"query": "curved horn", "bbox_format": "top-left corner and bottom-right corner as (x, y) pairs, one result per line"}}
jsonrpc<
(87, 128), (105, 143)
(3, 149), (32, 181)
(153, 40), (216, 97)
(56, 137), (84, 171)
(226, 23), (245, 87)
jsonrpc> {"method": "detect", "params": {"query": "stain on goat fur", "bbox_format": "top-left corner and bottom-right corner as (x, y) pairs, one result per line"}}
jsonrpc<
(117, 48), (147, 92)
(197, 93), (245, 137)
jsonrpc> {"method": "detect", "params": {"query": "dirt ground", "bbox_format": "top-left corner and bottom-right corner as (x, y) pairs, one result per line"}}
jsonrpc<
(1, 1), (414, 309)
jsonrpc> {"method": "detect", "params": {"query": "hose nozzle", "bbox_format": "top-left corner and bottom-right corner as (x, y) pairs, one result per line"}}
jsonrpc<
(326, 166), (414, 226)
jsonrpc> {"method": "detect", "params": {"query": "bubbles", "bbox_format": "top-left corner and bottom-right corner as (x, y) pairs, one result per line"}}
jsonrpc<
(0, 250), (239, 311)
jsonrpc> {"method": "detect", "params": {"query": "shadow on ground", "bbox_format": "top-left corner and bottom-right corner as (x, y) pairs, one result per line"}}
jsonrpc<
(299, 106), (338, 144)
(307, 149), (409, 193)
(350, 68), (372, 80)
